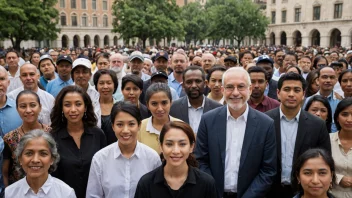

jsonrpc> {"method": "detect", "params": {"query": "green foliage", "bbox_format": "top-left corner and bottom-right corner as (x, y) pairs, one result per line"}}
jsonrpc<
(0, 0), (60, 50)
(112, 0), (185, 48)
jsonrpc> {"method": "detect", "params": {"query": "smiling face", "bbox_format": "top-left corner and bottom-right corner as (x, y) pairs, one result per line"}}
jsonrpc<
(17, 93), (42, 124)
(160, 128), (194, 167)
(62, 92), (86, 125)
(19, 137), (53, 181)
(20, 64), (39, 91)
(97, 74), (115, 98)
(298, 156), (332, 198)
(113, 111), (140, 147)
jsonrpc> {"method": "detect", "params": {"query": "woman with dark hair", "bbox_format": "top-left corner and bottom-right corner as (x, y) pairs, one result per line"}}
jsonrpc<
(338, 69), (352, 98)
(5, 130), (76, 197)
(135, 121), (218, 198)
(338, 58), (348, 71)
(330, 98), (352, 197)
(3, 90), (51, 186)
(312, 56), (328, 70)
(304, 95), (332, 133)
(286, 65), (302, 75)
(207, 66), (226, 104)
(122, 74), (149, 119)
(93, 69), (119, 145)
(138, 83), (181, 153)
(29, 52), (41, 68)
(291, 148), (336, 198)
(50, 85), (106, 198)
(305, 70), (320, 98)
(86, 102), (161, 198)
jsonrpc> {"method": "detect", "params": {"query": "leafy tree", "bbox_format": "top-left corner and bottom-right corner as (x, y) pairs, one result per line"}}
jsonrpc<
(181, 2), (208, 45)
(206, 0), (269, 46)
(112, 0), (185, 48)
(0, 0), (60, 50)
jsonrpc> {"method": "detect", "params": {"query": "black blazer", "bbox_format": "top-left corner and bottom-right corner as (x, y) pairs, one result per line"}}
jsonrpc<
(195, 106), (277, 198)
(268, 79), (278, 100)
(169, 96), (222, 124)
(265, 107), (331, 182)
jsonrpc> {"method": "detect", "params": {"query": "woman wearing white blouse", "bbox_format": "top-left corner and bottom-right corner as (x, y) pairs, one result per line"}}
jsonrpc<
(330, 98), (352, 197)
(86, 102), (161, 198)
(5, 129), (76, 198)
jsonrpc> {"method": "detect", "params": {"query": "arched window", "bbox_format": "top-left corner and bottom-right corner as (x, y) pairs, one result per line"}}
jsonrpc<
(82, 14), (88, 27)
(103, 15), (108, 27)
(60, 13), (67, 26)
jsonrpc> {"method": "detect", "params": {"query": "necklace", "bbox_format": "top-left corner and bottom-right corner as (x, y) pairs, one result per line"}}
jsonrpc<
(20, 123), (44, 136)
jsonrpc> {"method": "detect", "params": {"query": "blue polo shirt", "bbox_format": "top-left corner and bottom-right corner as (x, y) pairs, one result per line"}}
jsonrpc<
(46, 77), (73, 97)
(39, 72), (59, 90)
(0, 97), (22, 136)
(168, 72), (183, 96)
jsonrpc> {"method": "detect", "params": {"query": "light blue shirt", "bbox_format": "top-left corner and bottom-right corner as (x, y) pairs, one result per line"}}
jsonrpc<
(280, 108), (300, 185)
(39, 72), (59, 90)
(0, 137), (4, 194)
(168, 72), (183, 96)
(0, 97), (22, 135)
(304, 91), (340, 132)
(46, 77), (74, 97)
(141, 73), (151, 81)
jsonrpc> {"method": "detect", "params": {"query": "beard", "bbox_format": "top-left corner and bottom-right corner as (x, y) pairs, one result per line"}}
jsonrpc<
(111, 66), (122, 74)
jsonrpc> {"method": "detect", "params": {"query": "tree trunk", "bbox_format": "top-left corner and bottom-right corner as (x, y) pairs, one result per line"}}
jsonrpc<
(13, 39), (22, 52)
(142, 38), (146, 49)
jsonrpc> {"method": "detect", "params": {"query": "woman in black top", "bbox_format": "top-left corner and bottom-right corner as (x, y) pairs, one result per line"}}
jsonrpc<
(50, 85), (107, 198)
(93, 69), (118, 145)
(134, 121), (218, 198)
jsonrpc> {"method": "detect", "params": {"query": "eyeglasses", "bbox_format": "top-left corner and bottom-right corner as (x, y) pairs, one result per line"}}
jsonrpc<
(224, 84), (248, 92)
(317, 64), (327, 68)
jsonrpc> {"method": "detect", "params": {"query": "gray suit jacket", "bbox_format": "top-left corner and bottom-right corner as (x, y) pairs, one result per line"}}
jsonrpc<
(169, 96), (222, 124)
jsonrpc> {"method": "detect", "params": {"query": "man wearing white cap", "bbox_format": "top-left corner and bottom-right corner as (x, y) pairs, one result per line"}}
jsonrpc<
(129, 51), (150, 81)
(72, 58), (101, 128)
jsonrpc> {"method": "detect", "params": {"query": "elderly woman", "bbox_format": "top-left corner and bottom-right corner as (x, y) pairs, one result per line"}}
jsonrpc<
(5, 129), (76, 197)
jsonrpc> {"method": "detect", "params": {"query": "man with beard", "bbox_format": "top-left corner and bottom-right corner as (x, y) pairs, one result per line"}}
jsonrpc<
(272, 50), (285, 81)
(298, 56), (312, 79)
(304, 66), (340, 132)
(38, 54), (57, 90)
(170, 66), (221, 133)
(256, 55), (278, 100)
(7, 63), (54, 125)
(195, 67), (277, 198)
(129, 51), (150, 81)
(201, 53), (216, 74)
(110, 53), (126, 101)
(168, 51), (188, 96)
(247, 66), (280, 112)
(46, 55), (74, 97)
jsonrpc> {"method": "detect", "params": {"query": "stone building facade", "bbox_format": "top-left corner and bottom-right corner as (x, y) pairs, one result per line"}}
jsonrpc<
(266, 0), (352, 48)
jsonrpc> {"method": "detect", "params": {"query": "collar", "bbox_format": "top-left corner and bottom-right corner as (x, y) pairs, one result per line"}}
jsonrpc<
(331, 132), (342, 146)
(187, 96), (205, 109)
(248, 95), (269, 106)
(58, 77), (73, 84)
(154, 162), (197, 185)
(146, 116), (171, 135)
(23, 175), (53, 195)
(0, 96), (15, 109)
(114, 141), (141, 159)
(316, 90), (336, 100)
(226, 103), (249, 122)
(279, 106), (301, 122)
(7, 66), (20, 77)
(168, 72), (178, 83)
(58, 127), (93, 139)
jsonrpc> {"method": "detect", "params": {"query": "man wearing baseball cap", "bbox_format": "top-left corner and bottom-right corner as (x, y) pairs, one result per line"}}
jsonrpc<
(38, 54), (58, 90)
(71, 58), (101, 128)
(46, 55), (74, 97)
(153, 51), (169, 72)
(129, 51), (150, 81)
(256, 55), (278, 100)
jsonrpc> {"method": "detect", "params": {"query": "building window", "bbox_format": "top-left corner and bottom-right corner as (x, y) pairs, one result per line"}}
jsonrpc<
(334, 3), (343, 19)
(60, 0), (65, 8)
(271, 11), (276, 24)
(71, 14), (78, 26)
(60, 13), (67, 26)
(103, 0), (108, 10)
(103, 15), (108, 27)
(82, 14), (88, 27)
(93, 15), (98, 27)
(81, 0), (86, 9)
(272, 0), (275, 3)
(184, 0), (188, 5)
(294, 8), (301, 22)
(92, 0), (96, 10)
(281, 10), (286, 23)
(71, 0), (76, 9)
(313, 6), (320, 20)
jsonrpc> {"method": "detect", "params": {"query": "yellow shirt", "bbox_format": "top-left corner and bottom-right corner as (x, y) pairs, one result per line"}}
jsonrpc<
(138, 116), (182, 153)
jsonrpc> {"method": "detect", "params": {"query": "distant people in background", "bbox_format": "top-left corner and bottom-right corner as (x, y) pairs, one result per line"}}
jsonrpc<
(291, 148), (336, 198)
(274, 52), (297, 79)
(224, 56), (238, 69)
(49, 50), (59, 64)
(337, 58), (348, 71)
(5, 50), (22, 93)
(86, 102), (161, 198)
(312, 56), (328, 70)
(50, 86), (106, 198)
(29, 52), (41, 68)
(339, 69), (352, 98)
(93, 69), (119, 145)
(206, 66), (226, 104)
(150, 71), (179, 101)
(330, 98), (352, 197)
(70, 50), (78, 61)
(93, 52), (110, 74)
(3, 91), (51, 186)
(305, 70), (320, 98)
(38, 54), (57, 90)
(191, 56), (202, 67)
(239, 50), (254, 69)
(273, 49), (285, 72)
(135, 121), (218, 198)
(201, 53), (216, 74)
(143, 58), (153, 76)
(330, 61), (345, 97)
(304, 95), (332, 133)
(170, 66), (222, 133)
(168, 51), (188, 97)
(286, 65), (302, 75)
(256, 55), (278, 100)
(299, 56), (312, 79)
(129, 51), (150, 81)
(5, 130), (76, 198)
(110, 53), (126, 101)
(46, 55), (74, 97)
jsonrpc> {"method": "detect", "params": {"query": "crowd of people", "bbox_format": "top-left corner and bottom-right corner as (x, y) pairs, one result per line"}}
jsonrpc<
(0, 44), (351, 198)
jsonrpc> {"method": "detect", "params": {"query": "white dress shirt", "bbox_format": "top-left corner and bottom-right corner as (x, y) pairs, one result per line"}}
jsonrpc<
(7, 67), (22, 93)
(224, 104), (249, 193)
(5, 174), (76, 198)
(86, 141), (162, 198)
(187, 96), (205, 133)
